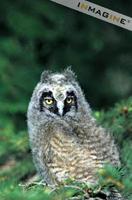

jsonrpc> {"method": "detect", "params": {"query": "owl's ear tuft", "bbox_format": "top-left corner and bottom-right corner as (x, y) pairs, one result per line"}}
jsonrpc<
(40, 70), (52, 83)
(64, 66), (77, 82)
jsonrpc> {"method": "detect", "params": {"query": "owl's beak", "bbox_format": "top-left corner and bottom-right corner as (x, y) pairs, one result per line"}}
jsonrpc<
(57, 101), (64, 116)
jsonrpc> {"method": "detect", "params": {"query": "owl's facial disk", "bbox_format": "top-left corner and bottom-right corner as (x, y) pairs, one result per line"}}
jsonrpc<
(40, 90), (78, 116)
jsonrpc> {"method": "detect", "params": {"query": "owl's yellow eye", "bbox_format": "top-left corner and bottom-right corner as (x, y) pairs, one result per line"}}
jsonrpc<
(66, 97), (73, 104)
(44, 98), (54, 105)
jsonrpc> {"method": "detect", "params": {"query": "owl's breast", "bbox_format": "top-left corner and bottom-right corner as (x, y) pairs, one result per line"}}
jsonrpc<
(44, 131), (104, 185)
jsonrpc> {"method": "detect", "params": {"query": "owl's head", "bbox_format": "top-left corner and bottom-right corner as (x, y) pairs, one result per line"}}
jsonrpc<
(29, 68), (91, 120)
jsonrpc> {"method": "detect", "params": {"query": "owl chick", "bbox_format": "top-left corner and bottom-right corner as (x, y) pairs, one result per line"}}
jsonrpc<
(27, 68), (122, 199)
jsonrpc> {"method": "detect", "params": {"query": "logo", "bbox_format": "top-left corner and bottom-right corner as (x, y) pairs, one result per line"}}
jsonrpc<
(50, 0), (132, 31)
(78, 1), (130, 27)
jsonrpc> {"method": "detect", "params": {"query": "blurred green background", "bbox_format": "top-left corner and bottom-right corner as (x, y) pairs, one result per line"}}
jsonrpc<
(0, 0), (132, 199)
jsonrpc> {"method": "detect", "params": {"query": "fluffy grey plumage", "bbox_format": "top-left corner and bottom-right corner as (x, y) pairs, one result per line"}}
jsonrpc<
(27, 68), (122, 199)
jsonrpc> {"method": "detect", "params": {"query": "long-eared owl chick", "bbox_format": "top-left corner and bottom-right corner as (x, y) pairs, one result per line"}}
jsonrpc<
(27, 68), (120, 187)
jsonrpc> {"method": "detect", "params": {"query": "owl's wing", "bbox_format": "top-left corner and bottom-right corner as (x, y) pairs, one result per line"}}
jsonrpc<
(73, 120), (121, 167)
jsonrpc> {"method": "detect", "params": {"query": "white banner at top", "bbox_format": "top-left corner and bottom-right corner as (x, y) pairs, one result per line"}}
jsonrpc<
(50, 0), (132, 31)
